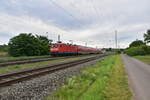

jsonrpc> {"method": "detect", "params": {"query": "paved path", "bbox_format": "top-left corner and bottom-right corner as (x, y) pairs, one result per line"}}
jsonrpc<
(122, 54), (150, 100)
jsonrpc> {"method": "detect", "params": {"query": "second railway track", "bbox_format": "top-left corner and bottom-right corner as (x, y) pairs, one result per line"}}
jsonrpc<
(0, 55), (106, 87)
(0, 55), (89, 67)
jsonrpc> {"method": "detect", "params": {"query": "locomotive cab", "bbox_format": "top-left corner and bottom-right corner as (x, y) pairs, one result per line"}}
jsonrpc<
(50, 43), (78, 56)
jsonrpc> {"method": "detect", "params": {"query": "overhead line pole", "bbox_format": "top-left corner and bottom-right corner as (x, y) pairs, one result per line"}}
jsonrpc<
(115, 30), (118, 49)
(58, 34), (60, 42)
(46, 32), (48, 38)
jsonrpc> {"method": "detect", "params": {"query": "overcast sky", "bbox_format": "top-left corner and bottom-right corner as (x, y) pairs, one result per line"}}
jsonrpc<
(0, 0), (150, 48)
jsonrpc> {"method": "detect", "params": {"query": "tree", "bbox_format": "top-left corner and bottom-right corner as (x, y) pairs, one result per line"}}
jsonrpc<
(36, 35), (50, 55)
(129, 40), (145, 48)
(144, 29), (150, 44)
(8, 33), (49, 57)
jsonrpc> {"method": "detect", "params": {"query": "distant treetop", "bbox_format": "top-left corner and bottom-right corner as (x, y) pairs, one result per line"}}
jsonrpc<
(144, 29), (150, 44)
(129, 40), (146, 48)
(8, 33), (49, 57)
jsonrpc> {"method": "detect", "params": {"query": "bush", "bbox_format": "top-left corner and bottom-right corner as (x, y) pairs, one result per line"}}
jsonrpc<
(124, 46), (150, 56)
(129, 40), (146, 48)
(8, 33), (49, 57)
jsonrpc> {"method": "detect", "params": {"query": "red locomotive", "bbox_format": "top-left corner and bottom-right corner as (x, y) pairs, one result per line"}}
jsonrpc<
(50, 42), (102, 56)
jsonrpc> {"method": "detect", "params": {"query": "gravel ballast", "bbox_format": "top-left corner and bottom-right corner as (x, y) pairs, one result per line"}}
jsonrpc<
(0, 58), (104, 100)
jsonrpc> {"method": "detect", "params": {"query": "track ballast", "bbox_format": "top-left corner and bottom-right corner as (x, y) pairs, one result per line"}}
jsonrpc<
(0, 55), (106, 87)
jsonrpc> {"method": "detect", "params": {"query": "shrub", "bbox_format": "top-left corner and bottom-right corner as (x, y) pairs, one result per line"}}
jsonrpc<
(8, 33), (49, 57)
(129, 40), (146, 48)
(124, 46), (150, 56)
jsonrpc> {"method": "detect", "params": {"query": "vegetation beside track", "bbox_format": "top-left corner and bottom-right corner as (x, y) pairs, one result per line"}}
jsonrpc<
(124, 45), (150, 56)
(0, 55), (96, 74)
(47, 55), (132, 100)
(124, 30), (150, 56)
(0, 52), (8, 57)
(0, 55), (51, 62)
(134, 55), (150, 65)
(0, 45), (8, 57)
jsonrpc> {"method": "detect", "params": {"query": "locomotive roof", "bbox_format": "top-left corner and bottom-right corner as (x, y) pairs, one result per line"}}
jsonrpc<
(51, 43), (101, 50)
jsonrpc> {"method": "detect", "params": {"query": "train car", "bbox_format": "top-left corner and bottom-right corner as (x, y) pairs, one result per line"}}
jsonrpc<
(50, 43), (102, 56)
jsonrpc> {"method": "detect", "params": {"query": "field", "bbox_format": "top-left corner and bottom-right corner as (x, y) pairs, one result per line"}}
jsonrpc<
(46, 55), (132, 100)
(134, 55), (150, 65)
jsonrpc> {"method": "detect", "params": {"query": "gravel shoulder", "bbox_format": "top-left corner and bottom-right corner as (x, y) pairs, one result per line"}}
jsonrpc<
(0, 57), (104, 100)
(122, 54), (150, 100)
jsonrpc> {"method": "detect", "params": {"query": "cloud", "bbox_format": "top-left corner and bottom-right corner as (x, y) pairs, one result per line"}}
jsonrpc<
(0, 0), (150, 48)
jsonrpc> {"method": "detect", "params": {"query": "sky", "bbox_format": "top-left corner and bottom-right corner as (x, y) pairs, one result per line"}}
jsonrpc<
(0, 0), (150, 48)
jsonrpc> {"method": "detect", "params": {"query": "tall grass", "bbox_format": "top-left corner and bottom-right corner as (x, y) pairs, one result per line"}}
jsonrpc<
(103, 56), (132, 100)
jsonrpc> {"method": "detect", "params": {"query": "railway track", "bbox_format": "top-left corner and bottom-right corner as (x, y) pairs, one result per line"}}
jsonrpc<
(0, 55), (88, 67)
(0, 55), (105, 87)
(0, 56), (9, 58)
(0, 56), (51, 63)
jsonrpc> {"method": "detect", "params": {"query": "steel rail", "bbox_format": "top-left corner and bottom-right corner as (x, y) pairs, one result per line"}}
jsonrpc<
(0, 55), (90, 67)
(0, 56), (51, 63)
(0, 55), (105, 87)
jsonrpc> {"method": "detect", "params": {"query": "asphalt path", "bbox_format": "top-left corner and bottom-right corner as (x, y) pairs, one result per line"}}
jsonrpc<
(122, 54), (150, 100)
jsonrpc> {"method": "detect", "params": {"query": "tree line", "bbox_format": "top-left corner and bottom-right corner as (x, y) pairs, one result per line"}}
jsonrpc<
(125, 29), (150, 56)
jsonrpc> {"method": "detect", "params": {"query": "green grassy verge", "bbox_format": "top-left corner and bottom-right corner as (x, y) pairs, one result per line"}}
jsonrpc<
(0, 55), (96, 74)
(134, 55), (150, 65)
(46, 55), (132, 100)
(0, 54), (99, 62)
(0, 55), (51, 62)
(0, 52), (8, 56)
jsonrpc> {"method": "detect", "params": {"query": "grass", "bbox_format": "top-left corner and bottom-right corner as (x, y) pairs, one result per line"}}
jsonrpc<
(0, 55), (96, 74)
(0, 53), (109, 62)
(0, 55), (51, 62)
(103, 56), (132, 100)
(0, 52), (8, 56)
(134, 55), (150, 65)
(0, 54), (99, 62)
(46, 55), (132, 100)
